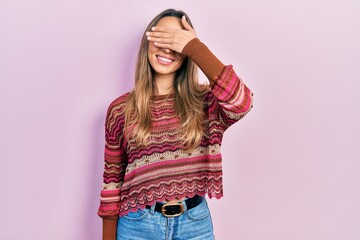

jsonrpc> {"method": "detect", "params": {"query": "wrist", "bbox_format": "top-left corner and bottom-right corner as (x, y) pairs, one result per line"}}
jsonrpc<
(181, 38), (202, 57)
(181, 38), (225, 82)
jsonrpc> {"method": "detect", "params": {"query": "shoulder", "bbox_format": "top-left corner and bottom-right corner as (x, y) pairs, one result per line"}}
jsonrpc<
(109, 91), (131, 107)
(106, 91), (131, 116)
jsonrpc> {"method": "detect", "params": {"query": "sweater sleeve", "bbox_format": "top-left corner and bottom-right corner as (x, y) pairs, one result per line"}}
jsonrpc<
(97, 97), (128, 219)
(182, 38), (254, 130)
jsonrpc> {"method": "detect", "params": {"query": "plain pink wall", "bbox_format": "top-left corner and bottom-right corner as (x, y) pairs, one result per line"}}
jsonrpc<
(1, 1), (359, 239)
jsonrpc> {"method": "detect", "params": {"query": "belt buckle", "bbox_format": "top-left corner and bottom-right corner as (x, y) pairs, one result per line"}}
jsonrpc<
(161, 202), (184, 217)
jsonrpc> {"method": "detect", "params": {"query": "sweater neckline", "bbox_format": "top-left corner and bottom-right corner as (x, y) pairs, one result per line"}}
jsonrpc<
(150, 92), (175, 101)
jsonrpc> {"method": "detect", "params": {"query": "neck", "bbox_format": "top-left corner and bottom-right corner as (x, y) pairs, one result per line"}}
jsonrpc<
(154, 73), (175, 95)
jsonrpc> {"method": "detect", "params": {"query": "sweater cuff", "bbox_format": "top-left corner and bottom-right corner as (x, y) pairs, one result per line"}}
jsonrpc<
(181, 38), (225, 84)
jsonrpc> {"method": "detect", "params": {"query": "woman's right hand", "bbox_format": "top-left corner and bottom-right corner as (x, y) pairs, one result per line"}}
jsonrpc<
(146, 16), (197, 54)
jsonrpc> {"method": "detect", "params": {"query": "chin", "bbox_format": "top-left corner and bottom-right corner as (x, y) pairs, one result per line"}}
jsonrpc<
(153, 66), (178, 75)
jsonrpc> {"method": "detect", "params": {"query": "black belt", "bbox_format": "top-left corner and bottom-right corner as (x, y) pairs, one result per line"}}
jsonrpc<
(145, 195), (203, 217)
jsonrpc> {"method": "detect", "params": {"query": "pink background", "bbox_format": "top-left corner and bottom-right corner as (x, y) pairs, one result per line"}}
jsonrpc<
(1, 1), (359, 239)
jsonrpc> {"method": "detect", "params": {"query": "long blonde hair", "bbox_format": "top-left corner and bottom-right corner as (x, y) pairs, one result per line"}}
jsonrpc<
(124, 9), (209, 151)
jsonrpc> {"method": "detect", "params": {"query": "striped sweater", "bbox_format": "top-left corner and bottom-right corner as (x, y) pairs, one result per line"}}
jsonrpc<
(97, 39), (253, 218)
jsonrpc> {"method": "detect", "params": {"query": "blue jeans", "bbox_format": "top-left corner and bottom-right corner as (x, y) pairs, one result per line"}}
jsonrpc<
(117, 197), (215, 240)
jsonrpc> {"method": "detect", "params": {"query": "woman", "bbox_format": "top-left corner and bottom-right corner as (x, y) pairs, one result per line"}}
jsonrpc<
(98, 9), (253, 240)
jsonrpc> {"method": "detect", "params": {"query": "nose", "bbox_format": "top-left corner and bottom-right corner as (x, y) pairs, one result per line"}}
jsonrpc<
(163, 48), (174, 54)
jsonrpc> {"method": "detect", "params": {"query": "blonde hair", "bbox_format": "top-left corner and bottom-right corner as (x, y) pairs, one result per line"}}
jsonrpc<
(124, 9), (209, 151)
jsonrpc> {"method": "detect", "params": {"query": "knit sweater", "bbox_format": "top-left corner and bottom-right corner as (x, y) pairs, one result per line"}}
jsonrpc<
(97, 38), (253, 219)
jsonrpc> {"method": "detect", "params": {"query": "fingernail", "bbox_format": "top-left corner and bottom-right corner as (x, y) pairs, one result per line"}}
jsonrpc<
(146, 32), (150, 36)
(151, 27), (155, 31)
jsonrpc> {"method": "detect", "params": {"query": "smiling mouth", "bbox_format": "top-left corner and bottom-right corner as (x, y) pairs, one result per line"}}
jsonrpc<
(156, 55), (175, 65)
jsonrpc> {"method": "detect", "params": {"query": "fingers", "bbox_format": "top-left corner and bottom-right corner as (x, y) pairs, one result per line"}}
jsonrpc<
(146, 31), (173, 47)
(146, 31), (171, 39)
(181, 15), (192, 31)
(147, 36), (173, 45)
(146, 33), (174, 45)
(153, 41), (172, 49)
(146, 30), (175, 46)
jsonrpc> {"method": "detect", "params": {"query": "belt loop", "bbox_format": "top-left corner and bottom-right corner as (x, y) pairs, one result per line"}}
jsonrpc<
(150, 202), (156, 215)
(180, 199), (188, 213)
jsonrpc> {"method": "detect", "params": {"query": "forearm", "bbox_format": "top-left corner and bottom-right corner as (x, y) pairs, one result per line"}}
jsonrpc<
(181, 38), (225, 84)
(102, 218), (118, 240)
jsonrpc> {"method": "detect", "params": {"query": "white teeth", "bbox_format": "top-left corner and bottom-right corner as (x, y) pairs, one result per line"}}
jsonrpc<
(157, 56), (173, 63)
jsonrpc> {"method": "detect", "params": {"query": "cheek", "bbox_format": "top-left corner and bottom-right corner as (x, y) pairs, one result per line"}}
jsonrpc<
(147, 45), (157, 65)
(148, 42), (158, 55)
(176, 55), (186, 67)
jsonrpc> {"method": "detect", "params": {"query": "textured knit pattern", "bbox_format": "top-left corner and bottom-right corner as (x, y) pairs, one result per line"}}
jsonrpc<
(97, 65), (253, 218)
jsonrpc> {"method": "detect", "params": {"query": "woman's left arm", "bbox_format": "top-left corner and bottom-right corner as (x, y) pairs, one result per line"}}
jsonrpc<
(147, 16), (254, 129)
(182, 38), (254, 129)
